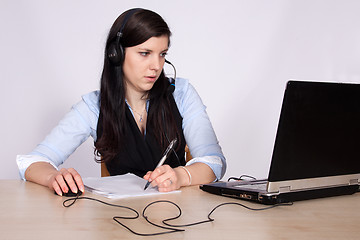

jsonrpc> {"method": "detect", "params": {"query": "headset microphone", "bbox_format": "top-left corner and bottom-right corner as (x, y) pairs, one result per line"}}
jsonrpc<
(165, 59), (176, 95)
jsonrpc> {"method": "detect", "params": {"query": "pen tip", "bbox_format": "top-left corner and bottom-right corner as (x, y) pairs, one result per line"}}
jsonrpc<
(144, 181), (150, 190)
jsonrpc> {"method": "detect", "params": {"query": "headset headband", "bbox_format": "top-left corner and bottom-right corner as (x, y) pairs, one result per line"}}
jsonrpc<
(117, 8), (142, 39)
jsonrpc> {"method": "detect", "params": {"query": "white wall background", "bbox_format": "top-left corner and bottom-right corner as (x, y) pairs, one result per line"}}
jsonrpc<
(1, 0), (360, 180)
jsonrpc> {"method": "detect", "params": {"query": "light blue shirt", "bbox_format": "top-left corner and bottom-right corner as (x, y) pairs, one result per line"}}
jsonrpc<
(16, 78), (226, 180)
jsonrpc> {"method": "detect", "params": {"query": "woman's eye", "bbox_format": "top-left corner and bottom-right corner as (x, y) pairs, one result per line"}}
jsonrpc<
(160, 52), (168, 57)
(139, 52), (149, 56)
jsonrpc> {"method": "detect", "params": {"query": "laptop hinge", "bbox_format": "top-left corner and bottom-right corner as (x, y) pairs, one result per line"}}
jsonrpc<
(349, 179), (359, 185)
(279, 186), (291, 193)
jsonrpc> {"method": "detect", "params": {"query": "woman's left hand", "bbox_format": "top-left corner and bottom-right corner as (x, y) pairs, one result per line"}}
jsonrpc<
(143, 164), (184, 192)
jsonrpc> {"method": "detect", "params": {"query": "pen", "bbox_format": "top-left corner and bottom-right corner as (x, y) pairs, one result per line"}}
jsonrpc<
(144, 138), (178, 190)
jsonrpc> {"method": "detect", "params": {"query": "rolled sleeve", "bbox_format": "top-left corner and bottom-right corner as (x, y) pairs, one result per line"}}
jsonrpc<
(16, 155), (59, 180)
(186, 156), (225, 180)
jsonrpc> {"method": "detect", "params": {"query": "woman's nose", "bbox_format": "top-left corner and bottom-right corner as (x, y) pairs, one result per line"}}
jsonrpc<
(149, 56), (163, 71)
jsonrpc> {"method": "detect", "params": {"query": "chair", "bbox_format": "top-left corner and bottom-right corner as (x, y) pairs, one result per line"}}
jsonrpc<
(101, 162), (110, 177)
(185, 145), (193, 162)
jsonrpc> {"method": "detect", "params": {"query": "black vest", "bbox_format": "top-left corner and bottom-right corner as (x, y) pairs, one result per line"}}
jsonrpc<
(96, 94), (186, 177)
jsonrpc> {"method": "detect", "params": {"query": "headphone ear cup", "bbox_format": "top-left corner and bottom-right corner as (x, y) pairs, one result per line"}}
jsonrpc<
(107, 42), (124, 66)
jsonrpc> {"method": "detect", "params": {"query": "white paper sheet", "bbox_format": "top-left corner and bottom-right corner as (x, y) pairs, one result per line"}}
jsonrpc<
(83, 173), (180, 199)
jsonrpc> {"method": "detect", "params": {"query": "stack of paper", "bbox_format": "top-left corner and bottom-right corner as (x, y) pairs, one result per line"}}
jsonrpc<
(83, 173), (180, 199)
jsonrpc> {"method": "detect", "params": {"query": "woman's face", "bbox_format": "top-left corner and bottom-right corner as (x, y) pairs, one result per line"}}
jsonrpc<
(122, 35), (169, 96)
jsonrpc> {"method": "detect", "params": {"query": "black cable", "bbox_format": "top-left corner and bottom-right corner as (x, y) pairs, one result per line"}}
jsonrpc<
(140, 200), (185, 235)
(62, 196), (293, 236)
(143, 200), (211, 229)
(63, 196), (139, 219)
(228, 175), (257, 181)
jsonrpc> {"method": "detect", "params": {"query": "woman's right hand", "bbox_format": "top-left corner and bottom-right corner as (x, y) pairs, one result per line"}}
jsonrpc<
(49, 168), (84, 196)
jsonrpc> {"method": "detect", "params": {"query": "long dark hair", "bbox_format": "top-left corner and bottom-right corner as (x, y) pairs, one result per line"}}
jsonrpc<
(95, 8), (180, 163)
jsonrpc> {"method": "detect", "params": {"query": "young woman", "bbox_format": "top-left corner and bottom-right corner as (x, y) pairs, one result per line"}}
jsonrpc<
(16, 8), (226, 196)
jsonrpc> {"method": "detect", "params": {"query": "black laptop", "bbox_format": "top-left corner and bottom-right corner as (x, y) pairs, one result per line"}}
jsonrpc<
(200, 80), (360, 204)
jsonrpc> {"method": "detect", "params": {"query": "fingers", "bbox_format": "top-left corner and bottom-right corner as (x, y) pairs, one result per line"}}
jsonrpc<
(52, 176), (64, 196)
(67, 168), (85, 193)
(145, 165), (179, 192)
(52, 168), (84, 196)
(143, 171), (152, 181)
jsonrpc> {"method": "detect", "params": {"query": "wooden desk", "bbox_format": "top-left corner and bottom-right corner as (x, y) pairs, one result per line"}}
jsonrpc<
(1, 180), (359, 239)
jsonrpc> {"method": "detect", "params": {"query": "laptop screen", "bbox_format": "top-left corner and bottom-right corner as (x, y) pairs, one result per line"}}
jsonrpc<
(268, 81), (360, 182)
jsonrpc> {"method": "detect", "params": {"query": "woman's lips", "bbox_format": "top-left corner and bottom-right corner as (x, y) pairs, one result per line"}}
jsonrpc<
(146, 75), (157, 82)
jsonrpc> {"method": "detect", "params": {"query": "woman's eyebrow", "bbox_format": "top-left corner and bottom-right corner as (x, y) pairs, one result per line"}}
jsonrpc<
(138, 48), (169, 52)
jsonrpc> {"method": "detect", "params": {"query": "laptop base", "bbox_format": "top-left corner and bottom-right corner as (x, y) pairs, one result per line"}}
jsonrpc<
(200, 182), (359, 205)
